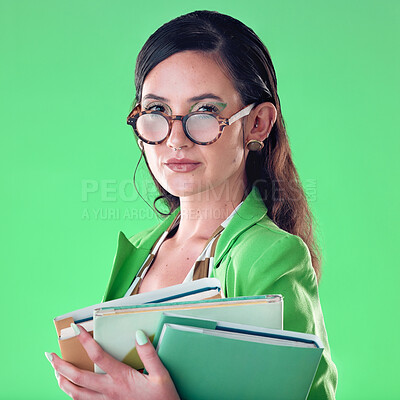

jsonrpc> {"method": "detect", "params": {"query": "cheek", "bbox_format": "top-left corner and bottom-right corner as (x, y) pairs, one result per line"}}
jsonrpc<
(219, 128), (245, 165)
(143, 149), (161, 177)
(207, 145), (244, 177)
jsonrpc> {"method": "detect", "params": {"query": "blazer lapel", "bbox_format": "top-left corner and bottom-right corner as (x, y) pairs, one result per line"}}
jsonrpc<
(102, 210), (180, 301)
(102, 231), (150, 301)
(212, 186), (268, 291)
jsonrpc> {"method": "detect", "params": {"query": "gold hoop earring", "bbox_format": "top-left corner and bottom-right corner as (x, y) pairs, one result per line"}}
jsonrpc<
(246, 139), (264, 151)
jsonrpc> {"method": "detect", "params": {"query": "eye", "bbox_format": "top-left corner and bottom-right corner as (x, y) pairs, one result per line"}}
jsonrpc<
(190, 102), (226, 114)
(144, 102), (171, 114)
(197, 104), (219, 113)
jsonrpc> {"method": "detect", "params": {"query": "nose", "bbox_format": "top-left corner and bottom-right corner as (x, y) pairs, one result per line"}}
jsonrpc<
(166, 116), (192, 150)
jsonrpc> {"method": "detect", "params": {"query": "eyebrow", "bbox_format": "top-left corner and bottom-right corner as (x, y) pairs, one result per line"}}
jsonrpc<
(189, 93), (224, 102)
(142, 94), (168, 102)
(142, 93), (225, 103)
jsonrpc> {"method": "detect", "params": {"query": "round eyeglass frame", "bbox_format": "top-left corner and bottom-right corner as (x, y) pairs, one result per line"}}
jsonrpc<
(126, 103), (256, 146)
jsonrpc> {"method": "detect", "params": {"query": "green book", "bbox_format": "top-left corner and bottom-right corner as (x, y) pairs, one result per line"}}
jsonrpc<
(155, 313), (323, 400)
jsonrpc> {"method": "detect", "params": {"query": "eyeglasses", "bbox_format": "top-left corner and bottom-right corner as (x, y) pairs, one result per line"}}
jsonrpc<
(126, 103), (255, 145)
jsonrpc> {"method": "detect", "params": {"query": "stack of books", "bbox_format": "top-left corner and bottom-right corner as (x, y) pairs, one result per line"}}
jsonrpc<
(54, 278), (323, 400)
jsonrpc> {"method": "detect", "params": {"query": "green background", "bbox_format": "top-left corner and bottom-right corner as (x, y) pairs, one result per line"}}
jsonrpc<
(1, 0), (398, 398)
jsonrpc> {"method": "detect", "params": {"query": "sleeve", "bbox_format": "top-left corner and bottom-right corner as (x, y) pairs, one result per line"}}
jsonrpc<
(226, 233), (338, 399)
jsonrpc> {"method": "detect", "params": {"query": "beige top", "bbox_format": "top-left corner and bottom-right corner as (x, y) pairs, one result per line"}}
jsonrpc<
(124, 201), (244, 297)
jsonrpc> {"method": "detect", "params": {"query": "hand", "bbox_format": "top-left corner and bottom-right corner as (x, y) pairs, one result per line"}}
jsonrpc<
(46, 324), (180, 400)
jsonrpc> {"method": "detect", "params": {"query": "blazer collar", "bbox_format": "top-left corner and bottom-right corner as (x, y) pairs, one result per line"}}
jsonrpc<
(213, 185), (268, 267)
(103, 209), (180, 301)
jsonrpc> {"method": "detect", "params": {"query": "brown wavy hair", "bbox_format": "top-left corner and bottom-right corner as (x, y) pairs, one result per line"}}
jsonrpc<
(132, 10), (322, 281)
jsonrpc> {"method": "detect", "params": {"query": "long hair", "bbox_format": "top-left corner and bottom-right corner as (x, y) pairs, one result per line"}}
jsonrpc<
(132, 10), (322, 281)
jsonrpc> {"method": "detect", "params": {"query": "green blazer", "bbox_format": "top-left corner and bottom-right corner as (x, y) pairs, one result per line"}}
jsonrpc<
(103, 186), (338, 399)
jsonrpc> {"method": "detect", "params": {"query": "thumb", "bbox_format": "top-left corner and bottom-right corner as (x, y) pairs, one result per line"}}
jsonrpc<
(135, 330), (168, 377)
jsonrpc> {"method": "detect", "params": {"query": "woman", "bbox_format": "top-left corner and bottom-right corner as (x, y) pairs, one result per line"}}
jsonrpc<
(47, 10), (338, 399)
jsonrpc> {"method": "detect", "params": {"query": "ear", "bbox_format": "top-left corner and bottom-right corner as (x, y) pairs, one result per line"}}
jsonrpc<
(246, 102), (277, 142)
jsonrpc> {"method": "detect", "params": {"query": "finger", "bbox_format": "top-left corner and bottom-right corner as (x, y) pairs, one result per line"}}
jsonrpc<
(72, 323), (131, 376)
(58, 373), (104, 400)
(51, 352), (110, 393)
(135, 329), (169, 377)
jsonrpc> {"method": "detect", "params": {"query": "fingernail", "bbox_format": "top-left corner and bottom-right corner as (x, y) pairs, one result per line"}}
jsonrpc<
(136, 329), (148, 346)
(45, 352), (53, 363)
(70, 323), (81, 336)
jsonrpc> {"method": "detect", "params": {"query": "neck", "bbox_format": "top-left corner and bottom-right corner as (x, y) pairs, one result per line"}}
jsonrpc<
(172, 178), (248, 242)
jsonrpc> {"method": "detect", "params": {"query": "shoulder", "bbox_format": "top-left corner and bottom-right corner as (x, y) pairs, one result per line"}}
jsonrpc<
(232, 214), (311, 268)
(225, 214), (316, 291)
(219, 185), (312, 278)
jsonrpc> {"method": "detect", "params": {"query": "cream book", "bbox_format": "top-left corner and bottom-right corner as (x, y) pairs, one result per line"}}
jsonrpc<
(93, 294), (283, 372)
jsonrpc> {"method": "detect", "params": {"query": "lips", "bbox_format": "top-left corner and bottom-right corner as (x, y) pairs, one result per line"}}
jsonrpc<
(164, 158), (201, 173)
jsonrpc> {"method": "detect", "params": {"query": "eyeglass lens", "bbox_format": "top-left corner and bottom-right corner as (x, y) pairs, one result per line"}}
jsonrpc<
(136, 114), (169, 142)
(136, 113), (220, 143)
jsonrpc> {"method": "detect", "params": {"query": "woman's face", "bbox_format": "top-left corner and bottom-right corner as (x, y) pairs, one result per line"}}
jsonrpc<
(140, 50), (251, 201)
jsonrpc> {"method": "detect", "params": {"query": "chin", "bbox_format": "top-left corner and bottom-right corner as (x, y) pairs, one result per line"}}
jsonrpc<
(163, 185), (200, 199)
(159, 179), (208, 199)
